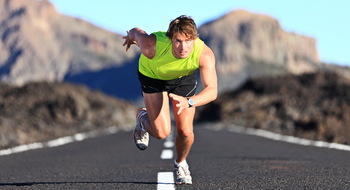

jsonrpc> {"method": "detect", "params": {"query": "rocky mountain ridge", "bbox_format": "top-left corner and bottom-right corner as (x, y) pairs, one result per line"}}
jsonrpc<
(200, 10), (320, 75)
(1, 0), (344, 102)
(0, 0), (139, 86)
(199, 10), (325, 93)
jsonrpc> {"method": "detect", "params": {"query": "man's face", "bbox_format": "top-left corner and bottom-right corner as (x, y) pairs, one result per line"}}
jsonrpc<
(171, 33), (195, 59)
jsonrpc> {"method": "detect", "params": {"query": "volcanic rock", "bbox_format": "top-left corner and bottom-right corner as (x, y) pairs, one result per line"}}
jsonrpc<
(0, 82), (137, 149)
(197, 72), (350, 145)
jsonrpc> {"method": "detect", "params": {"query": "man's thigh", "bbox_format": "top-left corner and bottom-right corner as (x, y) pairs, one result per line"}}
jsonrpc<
(143, 91), (172, 133)
(170, 98), (195, 132)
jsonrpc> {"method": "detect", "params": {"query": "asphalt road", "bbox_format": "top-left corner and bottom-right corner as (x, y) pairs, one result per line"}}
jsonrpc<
(1, 123), (350, 189)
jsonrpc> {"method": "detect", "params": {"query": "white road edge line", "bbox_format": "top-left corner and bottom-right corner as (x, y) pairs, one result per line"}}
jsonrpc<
(0, 126), (124, 156)
(208, 124), (350, 152)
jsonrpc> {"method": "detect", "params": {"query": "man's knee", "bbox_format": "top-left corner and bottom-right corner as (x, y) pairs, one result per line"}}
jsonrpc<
(176, 127), (194, 138)
(153, 130), (170, 139)
(150, 119), (171, 139)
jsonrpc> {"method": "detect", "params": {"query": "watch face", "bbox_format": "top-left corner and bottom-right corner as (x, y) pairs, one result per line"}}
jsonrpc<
(188, 98), (194, 106)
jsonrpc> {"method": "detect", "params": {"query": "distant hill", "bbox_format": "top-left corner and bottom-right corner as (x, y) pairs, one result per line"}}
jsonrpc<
(0, 0), (141, 101)
(2, 0), (350, 102)
(196, 72), (350, 145)
(198, 10), (349, 93)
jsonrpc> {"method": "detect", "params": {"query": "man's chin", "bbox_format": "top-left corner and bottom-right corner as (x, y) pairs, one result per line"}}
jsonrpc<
(178, 54), (189, 59)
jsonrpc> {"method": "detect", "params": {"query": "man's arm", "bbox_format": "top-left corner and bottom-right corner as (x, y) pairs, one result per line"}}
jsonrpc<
(122, 27), (156, 59)
(169, 44), (217, 114)
(195, 44), (218, 106)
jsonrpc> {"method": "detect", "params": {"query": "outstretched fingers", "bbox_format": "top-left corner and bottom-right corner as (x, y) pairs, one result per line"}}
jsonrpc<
(169, 93), (187, 115)
(122, 31), (132, 52)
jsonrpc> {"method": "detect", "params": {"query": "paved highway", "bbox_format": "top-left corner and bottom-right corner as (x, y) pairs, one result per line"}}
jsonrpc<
(1, 123), (350, 189)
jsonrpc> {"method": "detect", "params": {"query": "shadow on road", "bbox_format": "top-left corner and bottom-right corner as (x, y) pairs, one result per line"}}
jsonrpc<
(0, 181), (158, 186)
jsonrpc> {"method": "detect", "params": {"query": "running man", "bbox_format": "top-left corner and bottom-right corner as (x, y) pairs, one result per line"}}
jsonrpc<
(122, 15), (217, 185)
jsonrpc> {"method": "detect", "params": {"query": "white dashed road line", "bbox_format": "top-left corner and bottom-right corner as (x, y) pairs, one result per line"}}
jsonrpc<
(157, 128), (175, 189)
(157, 172), (175, 190)
(160, 149), (174, 159)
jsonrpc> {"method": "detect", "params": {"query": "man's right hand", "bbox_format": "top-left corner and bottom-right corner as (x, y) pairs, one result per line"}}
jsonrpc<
(122, 28), (156, 59)
(122, 30), (138, 52)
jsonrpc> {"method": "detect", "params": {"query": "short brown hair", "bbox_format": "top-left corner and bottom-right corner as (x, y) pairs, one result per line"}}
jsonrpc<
(166, 15), (198, 40)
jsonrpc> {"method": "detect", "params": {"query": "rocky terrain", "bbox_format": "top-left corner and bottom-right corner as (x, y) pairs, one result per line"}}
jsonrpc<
(1, 0), (350, 149)
(0, 82), (136, 149)
(196, 72), (350, 145)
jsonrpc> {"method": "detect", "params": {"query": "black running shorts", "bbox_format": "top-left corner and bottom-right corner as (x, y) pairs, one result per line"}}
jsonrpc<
(138, 70), (197, 97)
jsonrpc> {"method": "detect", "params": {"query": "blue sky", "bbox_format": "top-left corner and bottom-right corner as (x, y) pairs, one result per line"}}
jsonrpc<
(49, 0), (349, 66)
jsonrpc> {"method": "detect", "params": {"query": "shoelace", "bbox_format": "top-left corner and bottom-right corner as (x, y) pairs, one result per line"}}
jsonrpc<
(140, 130), (148, 141)
(176, 166), (190, 177)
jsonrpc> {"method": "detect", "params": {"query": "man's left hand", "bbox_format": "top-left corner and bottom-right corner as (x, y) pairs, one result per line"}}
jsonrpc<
(169, 93), (190, 115)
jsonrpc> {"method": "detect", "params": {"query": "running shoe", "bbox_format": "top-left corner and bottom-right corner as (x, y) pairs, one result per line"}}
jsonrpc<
(133, 108), (149, 150)
(174, 163), (192, 185)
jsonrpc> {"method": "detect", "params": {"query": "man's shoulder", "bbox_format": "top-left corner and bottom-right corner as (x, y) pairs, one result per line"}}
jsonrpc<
(199, 44), (215, 67)
(194, 38), (204, 49)
(153, 31), (170, 42)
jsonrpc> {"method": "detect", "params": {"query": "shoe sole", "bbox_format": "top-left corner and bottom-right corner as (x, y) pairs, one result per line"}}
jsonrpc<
(132, 129), (147, 151)
(176, 180), (192, 185)
(133, 108), (148, 151)
(176, 182), (192, 185)
(174, 167), (192, 185)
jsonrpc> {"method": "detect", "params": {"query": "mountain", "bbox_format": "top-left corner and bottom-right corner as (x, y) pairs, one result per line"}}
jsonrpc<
(198, 10), (321, 92)
(2, 0), (347, 102)
(0, 0), (141, 101)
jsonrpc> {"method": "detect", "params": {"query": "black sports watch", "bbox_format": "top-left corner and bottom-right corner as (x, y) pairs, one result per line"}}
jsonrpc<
(187, 98), (194, 108)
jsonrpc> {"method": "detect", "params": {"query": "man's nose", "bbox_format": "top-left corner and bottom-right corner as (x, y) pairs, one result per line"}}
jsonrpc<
(180, 42), (185, 49)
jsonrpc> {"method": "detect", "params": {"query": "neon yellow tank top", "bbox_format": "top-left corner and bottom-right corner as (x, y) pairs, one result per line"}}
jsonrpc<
(138, 31), (204, 80)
